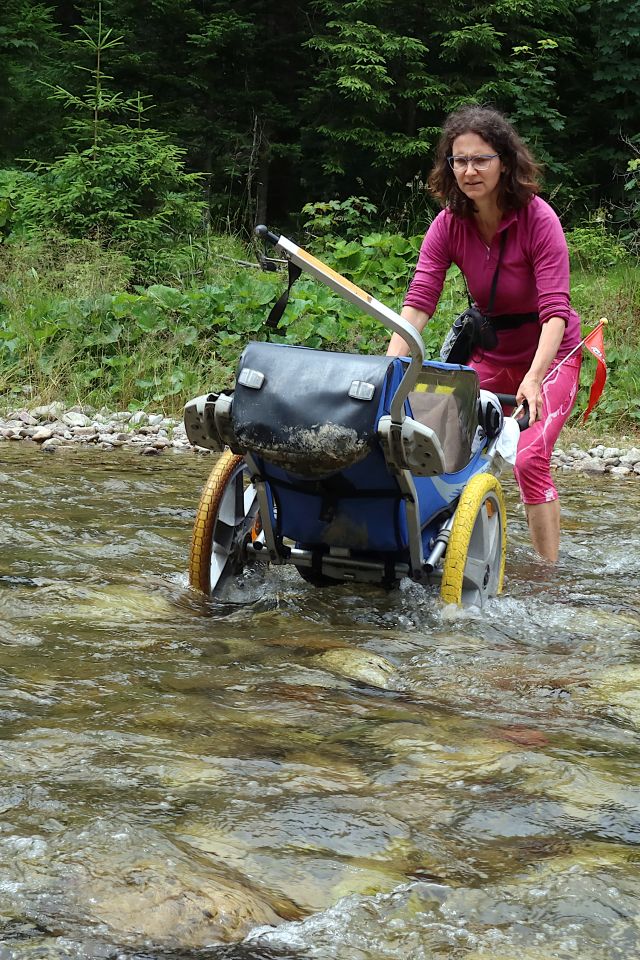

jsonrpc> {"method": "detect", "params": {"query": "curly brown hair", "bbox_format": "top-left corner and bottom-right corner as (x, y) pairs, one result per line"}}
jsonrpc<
(428, 105), (542, 217)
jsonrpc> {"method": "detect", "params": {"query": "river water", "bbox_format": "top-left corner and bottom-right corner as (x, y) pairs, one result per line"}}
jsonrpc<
(0, 444), (639, 960)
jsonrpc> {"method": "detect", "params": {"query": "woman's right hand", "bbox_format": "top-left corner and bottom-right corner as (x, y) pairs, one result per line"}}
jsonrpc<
(516, 371), (543, 424)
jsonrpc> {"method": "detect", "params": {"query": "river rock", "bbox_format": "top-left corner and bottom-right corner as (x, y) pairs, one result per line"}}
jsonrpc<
(10, 410), (38, 425)
(581, 458), (606, 473)
(312, 648), (397, 689)
(84, 866), (282, 946)
(574, 664), (640, 728)
(63, 411), (92, 428)
(0, 623), (43, 647)
(369, 721), (513, 785)
(1, 402), (639, 468)
(98, 432), (121, 445)
(41, 437), (62, 451)
(55, 822), (283, 948)
(31, 402), (65, 420)
(72, 426), (99, 440)
(179, 821), (404, 914)
(31, 426), (55, 442)
(553, 766), (640, 834)
(61, 584), (179, 628)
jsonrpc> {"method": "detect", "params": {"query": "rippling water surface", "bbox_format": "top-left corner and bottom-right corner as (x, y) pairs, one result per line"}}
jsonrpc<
(0, 444), (639, 960)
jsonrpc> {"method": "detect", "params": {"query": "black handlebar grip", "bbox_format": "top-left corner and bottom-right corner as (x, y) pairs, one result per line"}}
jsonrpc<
(255, 224), (281, 246)
(516, 402), (530, 431)
(494, 394), (530, 431)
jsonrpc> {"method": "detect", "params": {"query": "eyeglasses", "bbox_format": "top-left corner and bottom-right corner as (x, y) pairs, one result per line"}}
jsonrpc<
(447, 154), (499, 172)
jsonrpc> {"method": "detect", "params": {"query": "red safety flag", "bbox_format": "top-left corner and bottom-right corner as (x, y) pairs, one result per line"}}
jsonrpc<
(582, 322), (607, 422)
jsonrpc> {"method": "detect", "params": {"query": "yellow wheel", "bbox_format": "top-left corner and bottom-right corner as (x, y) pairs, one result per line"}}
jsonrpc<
(440, 473), (506, 608)
(189, 450), (258, 595)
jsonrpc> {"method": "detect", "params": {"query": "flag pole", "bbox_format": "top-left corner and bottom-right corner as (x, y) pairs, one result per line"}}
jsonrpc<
(511, 317), (608, 420)
(541, 317), (608, 384)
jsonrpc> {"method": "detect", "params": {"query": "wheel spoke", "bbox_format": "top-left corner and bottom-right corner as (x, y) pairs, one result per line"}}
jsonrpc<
(244, 484), (257, 514)
(212, 518), (235, 551)
(210, 541), (231, 588)
(218, 473), (244, 527)
(461, 553), (489, 602)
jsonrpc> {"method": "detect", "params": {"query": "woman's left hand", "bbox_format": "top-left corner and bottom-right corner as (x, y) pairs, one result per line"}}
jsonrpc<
(516, 372), (543, 424)
(517, 317), (566, 425)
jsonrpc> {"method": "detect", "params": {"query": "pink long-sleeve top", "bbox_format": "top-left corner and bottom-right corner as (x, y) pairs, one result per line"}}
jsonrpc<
(404, 196), (581, 365)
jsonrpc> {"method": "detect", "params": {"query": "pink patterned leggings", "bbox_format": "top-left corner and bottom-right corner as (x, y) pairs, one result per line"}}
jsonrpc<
(470, 354), (581, 504)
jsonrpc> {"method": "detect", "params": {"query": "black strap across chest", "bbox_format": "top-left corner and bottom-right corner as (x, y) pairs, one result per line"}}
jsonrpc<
(462, 227), (538, 330)
(463, 228), (507, 316)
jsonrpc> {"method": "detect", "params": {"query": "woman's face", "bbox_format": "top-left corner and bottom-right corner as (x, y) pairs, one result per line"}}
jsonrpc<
(450, 131), (504, 208)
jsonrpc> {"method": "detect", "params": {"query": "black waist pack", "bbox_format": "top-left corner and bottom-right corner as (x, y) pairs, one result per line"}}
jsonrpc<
(439, 305), (497, 365)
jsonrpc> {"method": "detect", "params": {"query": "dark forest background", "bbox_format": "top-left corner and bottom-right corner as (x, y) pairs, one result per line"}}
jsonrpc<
(2, 0), (639, 232)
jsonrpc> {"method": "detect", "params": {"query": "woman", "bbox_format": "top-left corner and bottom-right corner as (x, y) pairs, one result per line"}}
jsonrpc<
(388, 105), (581, 563)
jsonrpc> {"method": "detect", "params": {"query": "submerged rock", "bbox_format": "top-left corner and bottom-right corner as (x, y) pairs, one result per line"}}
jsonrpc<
(179, 821), (405, 914)
(311, 648), (397, 689)
(573, 664), (640, 728)
(367, 720), (513, 780)
(43, 821), (284, 948)
(59, 584), (179, 628)
(82, 864), (282, 946)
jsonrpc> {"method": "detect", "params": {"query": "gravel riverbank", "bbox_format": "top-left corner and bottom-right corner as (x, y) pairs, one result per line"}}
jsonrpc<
(1, 403), (639, 477)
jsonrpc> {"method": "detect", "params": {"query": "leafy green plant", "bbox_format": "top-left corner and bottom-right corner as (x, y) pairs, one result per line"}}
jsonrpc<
(566, 217), (629, 271)
(576, 341), (640, 427)
(8, 5), (204, 274)
(499, 41), (567, 169)
(0, 169), (26, 241)
(617, 136), (640, 257)
(301, 197), (379, 241)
